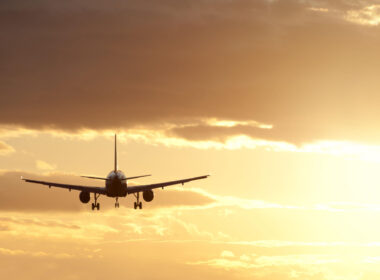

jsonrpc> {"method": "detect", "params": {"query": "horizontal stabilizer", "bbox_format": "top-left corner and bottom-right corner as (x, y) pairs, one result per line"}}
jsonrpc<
(126, 174), (151, 180)
(81, 176), (108, 180)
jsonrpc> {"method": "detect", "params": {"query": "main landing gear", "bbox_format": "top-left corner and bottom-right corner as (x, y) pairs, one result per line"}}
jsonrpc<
(115, 197), (120, 208)
(133, 192), (142, 209)
(91, 193), (100, 211)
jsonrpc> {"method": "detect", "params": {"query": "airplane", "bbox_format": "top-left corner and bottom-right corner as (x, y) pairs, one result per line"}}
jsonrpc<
(22, 135), (209, 210)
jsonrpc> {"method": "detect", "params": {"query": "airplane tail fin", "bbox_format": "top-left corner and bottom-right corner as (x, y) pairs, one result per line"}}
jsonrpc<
(114, 134), (117, 172)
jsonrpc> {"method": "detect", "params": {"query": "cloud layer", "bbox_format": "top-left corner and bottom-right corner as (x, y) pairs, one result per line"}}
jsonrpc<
(2, 0), (380, 145)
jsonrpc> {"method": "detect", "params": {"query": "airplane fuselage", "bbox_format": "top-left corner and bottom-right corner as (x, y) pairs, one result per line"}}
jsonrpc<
(105, 170), (127, 197)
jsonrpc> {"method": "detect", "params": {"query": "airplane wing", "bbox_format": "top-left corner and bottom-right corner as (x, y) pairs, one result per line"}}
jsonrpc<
(127, 175), (209, 194)
(22, 178), (107, 194)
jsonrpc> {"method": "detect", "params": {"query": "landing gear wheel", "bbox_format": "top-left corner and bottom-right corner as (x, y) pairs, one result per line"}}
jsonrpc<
(133, 192), (142, 210)
(115, 202), (119, 208)
(92, 193), (101, 211)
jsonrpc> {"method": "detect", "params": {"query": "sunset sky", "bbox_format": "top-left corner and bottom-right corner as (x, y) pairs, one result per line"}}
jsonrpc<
(2, 0), (380, 279)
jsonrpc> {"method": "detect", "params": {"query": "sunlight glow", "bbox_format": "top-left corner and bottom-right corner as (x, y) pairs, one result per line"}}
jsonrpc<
(301, 141), (380, 162)
(345, 5), (380, 26)
(204, 118), (273, 129)
(308, 7), (329, 13)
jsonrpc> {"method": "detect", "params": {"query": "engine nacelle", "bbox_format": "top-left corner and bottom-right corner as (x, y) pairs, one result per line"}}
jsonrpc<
(143, 190), (154, 202)
(79, 191), (90, 204)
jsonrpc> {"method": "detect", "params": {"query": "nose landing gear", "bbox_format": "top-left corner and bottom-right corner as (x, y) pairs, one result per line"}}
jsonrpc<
(133, 192), (142, 209)
(115, 197), (120, 208)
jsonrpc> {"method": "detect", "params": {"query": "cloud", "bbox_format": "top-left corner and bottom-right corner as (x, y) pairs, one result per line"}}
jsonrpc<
(0, 216), (80, 230)
(221, 250), (235, 258)
(168, 122), (303, 145)
(2, 0), (380, 146)
(148, 187), (215, 208)
(0, 247), (74, 259)
(35, 160), (56, 171)
(0, 171), (92, 211)
(345, 5), (380, 26)
(223, 240), (351, 248)
(188, 252), (343, 279)
(5, 125), (380, 164)
(183, 187), (302, 211)
(0, 141), (14, 155)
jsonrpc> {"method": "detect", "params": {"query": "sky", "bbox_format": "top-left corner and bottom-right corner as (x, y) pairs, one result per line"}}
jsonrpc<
(2, 0), (380, 279)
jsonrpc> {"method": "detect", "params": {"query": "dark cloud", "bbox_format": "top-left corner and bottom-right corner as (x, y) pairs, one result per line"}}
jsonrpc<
(0, 171), (214, 211)
(169, 124), (321, 145)
(0, 172), (90, 211)
(2, 0), (380, 144)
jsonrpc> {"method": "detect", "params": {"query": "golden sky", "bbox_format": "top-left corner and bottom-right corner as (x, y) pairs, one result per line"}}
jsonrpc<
(2, 0), (380, 279)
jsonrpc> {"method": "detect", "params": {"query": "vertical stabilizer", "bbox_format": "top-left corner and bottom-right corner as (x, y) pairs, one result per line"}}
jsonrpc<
(114, 134), (117, 172)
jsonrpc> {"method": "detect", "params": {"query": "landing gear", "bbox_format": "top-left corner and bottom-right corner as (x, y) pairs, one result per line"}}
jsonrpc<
(133, 202), (142, 209)
(91, 203), (100, 210)
(115, 197), (120, 208)
(133, 192), (142, 209)
(91, 193), (101, 211)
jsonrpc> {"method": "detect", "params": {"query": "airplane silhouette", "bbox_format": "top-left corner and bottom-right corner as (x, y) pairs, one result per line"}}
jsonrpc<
(22, 135), (209, 210)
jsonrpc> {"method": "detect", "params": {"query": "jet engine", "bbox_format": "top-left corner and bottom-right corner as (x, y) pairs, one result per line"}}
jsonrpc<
(143, 190), (154, 202)
(79, 191), (90, 204)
